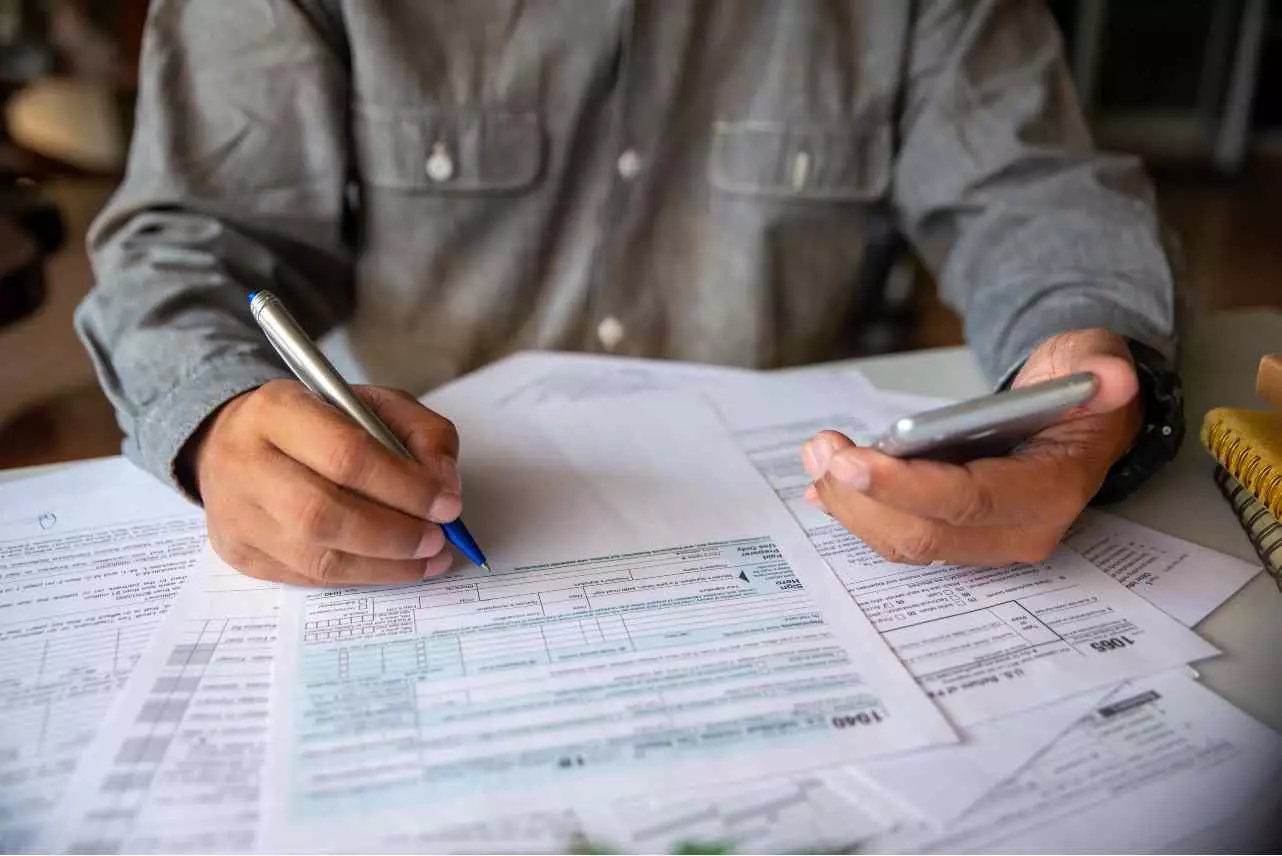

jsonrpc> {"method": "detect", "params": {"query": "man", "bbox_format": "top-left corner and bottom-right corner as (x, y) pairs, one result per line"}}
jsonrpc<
(77, 1), (1184, 587)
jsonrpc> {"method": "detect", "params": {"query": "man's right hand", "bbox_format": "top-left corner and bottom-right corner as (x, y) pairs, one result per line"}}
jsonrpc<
(191, 380), (462, 586)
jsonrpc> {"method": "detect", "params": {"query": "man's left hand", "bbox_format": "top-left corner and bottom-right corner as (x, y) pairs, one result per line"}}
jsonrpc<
(801, 329), (1142, 566)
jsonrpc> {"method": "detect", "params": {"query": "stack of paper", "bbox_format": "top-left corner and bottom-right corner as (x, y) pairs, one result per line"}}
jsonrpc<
(0, 461), (206, 852)
(4, 352), (1279, 854)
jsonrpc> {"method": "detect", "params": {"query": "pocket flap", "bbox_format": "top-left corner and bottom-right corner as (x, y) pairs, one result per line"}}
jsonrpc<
(355, 104), (543, 193)
(709, 120), (890, 200)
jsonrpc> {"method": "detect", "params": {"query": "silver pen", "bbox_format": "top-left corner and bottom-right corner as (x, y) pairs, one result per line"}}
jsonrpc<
(247, 290), (490, 572)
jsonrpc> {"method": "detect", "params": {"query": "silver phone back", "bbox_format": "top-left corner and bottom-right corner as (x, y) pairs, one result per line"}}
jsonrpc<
(872, 372), (1099, 461)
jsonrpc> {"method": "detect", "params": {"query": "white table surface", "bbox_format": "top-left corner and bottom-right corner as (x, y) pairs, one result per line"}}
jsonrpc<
(4, 308), (1281, 849)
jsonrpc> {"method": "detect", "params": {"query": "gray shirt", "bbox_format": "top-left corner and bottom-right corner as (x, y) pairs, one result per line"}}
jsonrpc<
(77, 0), (1176, 494)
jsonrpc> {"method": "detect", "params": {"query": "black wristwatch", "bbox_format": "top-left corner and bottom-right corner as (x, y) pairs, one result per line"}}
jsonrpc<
(1091, 339), (1186, 505)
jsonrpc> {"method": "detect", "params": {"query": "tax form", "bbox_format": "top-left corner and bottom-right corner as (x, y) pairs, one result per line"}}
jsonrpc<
(42, 555), (603, 855)
(815, 533), (1216, 724)
(845, 506), (1253, 829)
(458, 352), (1233, 826)
(582, 771), (913, 854)
(469, 353), (1219, 726)
(771, 368), (1259, 628)
(0, 459), (204, 852)
(1065, 508), (1260, 626)
(867, 670), (1282, 853)
(46, 561), (914, 856)
(263, 391), (956, 851)
(851, 687), (1110, 827)
(37, 554), (279, 854)
(368, 772), (908, 854)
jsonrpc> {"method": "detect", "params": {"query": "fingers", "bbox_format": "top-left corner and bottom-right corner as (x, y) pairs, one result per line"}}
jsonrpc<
(214, 528), (454, 587)
(812, 473), (1063, 565)
(210, 541), (316, 588)
(796, 330), (1147, 568)
(255, 382), (463, 524)
(802, 430), (1085, 563)
(356, 386), (461, 461)
(807, 444), (1088, 529)
(207, 448), (456, 585)
(259, 531), (455, 586)
(251, 450), (447, 561)
(196, 381), (464, 587)
(801, 430), (856, 479)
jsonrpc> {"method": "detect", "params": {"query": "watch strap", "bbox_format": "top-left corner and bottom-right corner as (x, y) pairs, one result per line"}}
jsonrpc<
(1091, 339), (1185, 505)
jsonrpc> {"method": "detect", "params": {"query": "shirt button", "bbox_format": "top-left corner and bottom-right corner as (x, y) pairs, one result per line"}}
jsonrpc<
(616, 149), (642, 180)
(596, 316), (626, 351)
(425, 143), (455, 182)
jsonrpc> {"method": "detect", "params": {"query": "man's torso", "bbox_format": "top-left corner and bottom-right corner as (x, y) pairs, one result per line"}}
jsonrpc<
(329, 1), (911, 392)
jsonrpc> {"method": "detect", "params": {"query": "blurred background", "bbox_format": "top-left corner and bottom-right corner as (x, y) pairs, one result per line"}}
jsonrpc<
(2, 0), (1281, 469)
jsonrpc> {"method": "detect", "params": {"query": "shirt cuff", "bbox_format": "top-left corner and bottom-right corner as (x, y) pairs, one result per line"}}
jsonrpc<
(990, 299), (1176, 391)
(127, 355), (290, 502)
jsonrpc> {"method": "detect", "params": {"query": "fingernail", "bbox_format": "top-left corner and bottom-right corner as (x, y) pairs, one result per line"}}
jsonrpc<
(415, 525), (444, 559)
(423, 551), (453, 579)
(439, 458), (462, 496)
(802, 442), (820, 478)
(828, 453), (871, 492)
(802, 484), (828, 513)
(802, 435), (839, 479)
(428, 491), (462, 523)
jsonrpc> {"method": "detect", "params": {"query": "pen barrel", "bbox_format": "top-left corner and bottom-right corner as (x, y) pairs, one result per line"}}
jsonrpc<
(249, 292), (413, 460)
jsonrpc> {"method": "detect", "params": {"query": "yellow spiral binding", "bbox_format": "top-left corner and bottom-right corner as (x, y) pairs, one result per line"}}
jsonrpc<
(1201, 408), (1282, 521)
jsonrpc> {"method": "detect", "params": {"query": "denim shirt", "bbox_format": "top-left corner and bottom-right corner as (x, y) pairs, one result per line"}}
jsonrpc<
(77, 0), (1176, 492)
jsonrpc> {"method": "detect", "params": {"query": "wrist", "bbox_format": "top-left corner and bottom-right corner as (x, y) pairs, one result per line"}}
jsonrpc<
(178, 388), (257, 502)
(1092, 338), (1185, 504)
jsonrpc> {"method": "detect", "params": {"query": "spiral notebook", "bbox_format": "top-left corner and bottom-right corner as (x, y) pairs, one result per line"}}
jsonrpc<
(1201, 408), (1282, 520)
(1212, 466), (1282, 589)
(1203, 407), (1282, 589)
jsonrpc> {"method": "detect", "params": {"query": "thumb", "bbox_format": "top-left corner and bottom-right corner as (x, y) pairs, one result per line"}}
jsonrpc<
(1014, 330), (1139, 418)
(1074, 354), (1139, 417)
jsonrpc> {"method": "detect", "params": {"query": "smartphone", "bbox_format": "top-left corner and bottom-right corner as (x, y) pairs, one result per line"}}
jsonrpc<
(870, 372), (1099, 462)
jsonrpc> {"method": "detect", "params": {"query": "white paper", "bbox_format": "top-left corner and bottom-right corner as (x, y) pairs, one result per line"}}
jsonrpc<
(465, 355), (1219, 726)
(44, 556), (615, 855)
(869, 670), (1282, 853)
(732, 383), (1221, 727)
(0, 459), (205, 852)
(852, 688), (1110, 827)
(48, 564), (911, 855)
(36, 554), (278, 854)
(785, 375), (1259, 631)
(1065, 508), (1261, 626)
(818, 533), (1218, 724)
(466, 357), (1115, 831)
(263, 392), (955, 852)
(582, 772), (913, 854)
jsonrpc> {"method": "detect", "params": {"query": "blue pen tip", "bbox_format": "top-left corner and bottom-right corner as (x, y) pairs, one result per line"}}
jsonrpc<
(247, 290), (258, 305)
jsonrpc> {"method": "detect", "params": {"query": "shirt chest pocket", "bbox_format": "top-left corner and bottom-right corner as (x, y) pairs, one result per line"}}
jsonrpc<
(353, 103), (544, 194)
(708, 120), (891, 202)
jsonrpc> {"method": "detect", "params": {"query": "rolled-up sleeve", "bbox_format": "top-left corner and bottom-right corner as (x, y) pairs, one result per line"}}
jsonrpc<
(891, 0), (1177, 383)
(77, 0), (353, 494)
